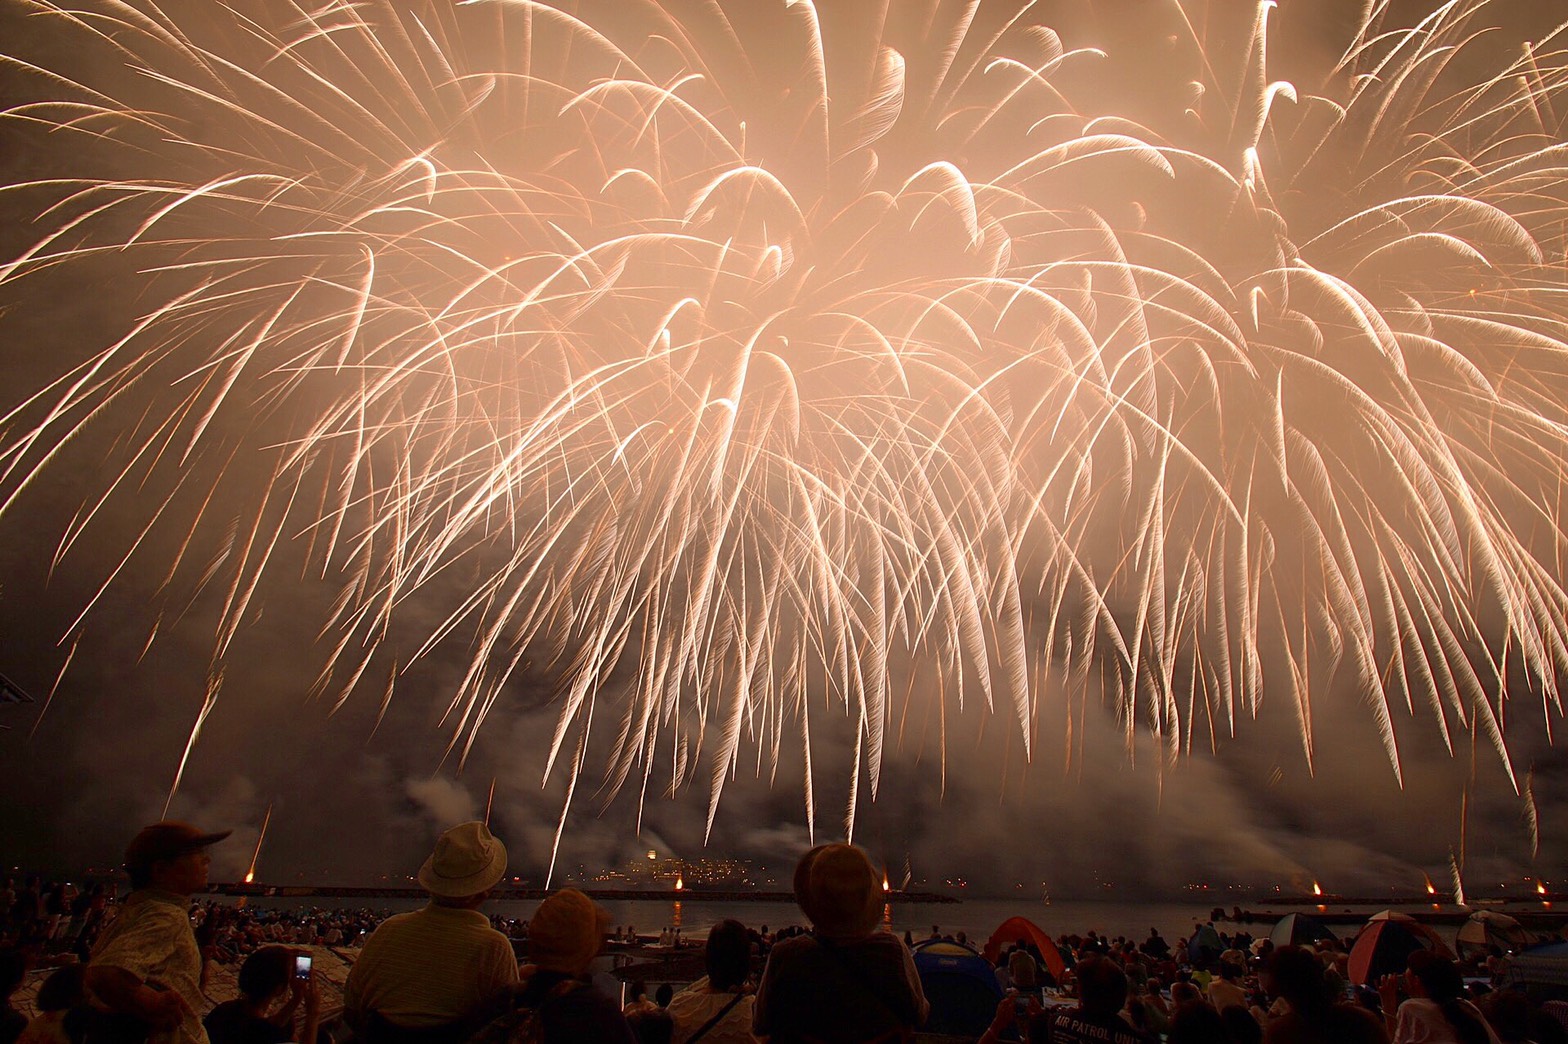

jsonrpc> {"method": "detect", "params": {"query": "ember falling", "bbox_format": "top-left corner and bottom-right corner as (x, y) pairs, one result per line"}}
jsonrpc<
(0, 0), (1565, 893)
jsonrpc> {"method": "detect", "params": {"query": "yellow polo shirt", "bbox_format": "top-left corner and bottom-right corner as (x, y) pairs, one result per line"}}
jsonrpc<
(344, 903), (518, 1028)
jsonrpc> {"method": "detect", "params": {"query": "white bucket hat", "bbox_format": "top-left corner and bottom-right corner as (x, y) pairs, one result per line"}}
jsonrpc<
(418, 821), (508, 897)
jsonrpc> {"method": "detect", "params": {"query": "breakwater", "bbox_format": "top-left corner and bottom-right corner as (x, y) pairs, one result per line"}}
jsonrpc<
(209, 883), (960, 904)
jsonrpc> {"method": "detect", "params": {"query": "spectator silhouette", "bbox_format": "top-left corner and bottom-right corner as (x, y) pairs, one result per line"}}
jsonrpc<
(204, 947), (319, 1044)
(1262, 945), (1386, 1044)
(752, 844), (927, 1043)
(471, 888), (634, 1044)
(666, 919), (754, 1044)
(343, 822), (517, 1044)
(85, 821), (231, 1044)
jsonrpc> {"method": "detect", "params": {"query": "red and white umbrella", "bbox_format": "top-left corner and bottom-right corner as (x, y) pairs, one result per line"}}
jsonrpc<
(1346, 914), (1452, 984)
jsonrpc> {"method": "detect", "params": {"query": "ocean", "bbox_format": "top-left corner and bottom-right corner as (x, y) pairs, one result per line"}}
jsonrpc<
(235, 894), (1494, 949)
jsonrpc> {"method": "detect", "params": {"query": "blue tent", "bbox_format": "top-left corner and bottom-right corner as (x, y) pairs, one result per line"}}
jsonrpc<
(1509, 940), (1568, 993)
(912, 939), (1004, 1037)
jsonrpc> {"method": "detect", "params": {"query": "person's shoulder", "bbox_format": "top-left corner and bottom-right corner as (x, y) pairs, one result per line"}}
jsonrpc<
(545, 980), (630, 1029)
(766, 934), (817, 959)
(1044, 1007), (1151, 1042)
(203, 1002), (287, 1044)
(1329, 1001), (1388, 1041)
(837, 931), (908, 958)
(128, 896), (187, 924)
(1396, 996), (1443, 1022)
(368, 910), (420, 934)
(203, 1000), (246, 1023)
(665, 980), (709, 1007)
(0, 1012), (26, 1044)
(861, 930), (908, 949)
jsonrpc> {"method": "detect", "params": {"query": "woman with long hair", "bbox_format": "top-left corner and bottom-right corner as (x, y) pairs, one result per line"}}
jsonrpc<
(1378, 950), (1500, 1044)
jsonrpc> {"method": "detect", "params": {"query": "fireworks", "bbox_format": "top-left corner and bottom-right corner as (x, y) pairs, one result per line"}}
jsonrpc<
(1, 0), (1566, 853)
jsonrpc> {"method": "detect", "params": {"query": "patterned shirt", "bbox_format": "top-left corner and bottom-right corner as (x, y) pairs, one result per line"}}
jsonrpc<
(88, 891), (207, 1044)
(666, 977), (754, 1044)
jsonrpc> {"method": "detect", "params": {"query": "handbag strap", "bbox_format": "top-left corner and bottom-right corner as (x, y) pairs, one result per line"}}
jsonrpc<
(684, 991), (745, 1044)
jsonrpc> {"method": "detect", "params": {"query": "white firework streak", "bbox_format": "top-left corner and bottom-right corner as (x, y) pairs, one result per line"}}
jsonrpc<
(0, 0), (1566, 854)
(164, 672), (221, 819)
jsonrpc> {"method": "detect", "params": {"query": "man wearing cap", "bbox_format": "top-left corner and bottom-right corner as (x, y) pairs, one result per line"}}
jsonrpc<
(84, 821), (232, 1044)
(343, 822), (518, 1042)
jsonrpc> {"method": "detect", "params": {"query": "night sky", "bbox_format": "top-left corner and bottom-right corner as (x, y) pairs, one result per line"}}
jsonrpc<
(0, 0), (1564, 899)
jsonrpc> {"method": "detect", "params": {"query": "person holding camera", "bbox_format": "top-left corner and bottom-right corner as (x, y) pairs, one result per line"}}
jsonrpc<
(1376, 951), (1499, 1044)
(204, 947), (319, 1044)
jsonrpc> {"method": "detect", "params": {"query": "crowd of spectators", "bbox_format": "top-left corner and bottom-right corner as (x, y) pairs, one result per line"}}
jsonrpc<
(971, 922), (1568, 1044)
(4, 824), (1568, 1044)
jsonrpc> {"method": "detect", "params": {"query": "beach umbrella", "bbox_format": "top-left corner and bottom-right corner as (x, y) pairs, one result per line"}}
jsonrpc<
(1347, 916), (1453, 984)
(1269, 913), (1337, 949)
(1456, 911), (1532, 958)
(913, 940), (1005, 1037)
(982, 916), (1069, 980)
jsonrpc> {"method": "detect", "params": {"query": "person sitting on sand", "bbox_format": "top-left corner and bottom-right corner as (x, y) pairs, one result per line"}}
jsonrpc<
(471, 888), (635, 1044)
(1378, 950), (1499, 1044)
(666, 919), (754, 1044)
(981, 954), (1152, 1044)
(19, 964), (83, 1044)
(1208, 958), (1249, 1011)
(86, 822), (232, 1044)
(343, 822), (517, 1044)
(752, 844), (927, 1043)
(204, 947), (320, 1044)
(1262, 945), (1386, 1044)
(1, 949), (28, 1044)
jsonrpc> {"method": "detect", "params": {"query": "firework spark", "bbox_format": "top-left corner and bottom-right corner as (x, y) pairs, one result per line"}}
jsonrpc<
(244, 801), (272, 884)
(1, 0), (1566, 849)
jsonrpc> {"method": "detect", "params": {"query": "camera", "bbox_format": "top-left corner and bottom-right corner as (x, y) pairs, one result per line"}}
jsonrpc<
(294, 955), (312, 980)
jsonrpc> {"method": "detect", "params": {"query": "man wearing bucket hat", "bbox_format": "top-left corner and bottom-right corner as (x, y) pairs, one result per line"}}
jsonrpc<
(83, 821), (232, 1044)
(343, 822), (518, 1043)
(753, 844), (927, 1043)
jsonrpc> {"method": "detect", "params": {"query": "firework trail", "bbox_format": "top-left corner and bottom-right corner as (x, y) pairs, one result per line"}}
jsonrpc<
(163, 672), (220, 819)
(1, 0), (1567, 846)
(244, 801), (272, 884)
(1525, 767), (1540, 858)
